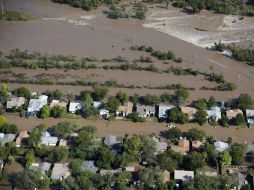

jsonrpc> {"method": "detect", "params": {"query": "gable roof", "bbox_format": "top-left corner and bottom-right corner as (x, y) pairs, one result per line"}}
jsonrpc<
(246, 110), (254, 118)
(0, 133), (16, 146)
(158, 104), (174, 118)
(214, 141), (229, 152)
(7, 97), (26, 109)
(206, 107), (221, 119)
(40, 132), (58, 146)
(69, 102), (82, 113)
(16, 131), (29, 146)
(226, 109), (243, 118)
(136, 105), (155, 115)
(51, 163), (71, 180)
(104, 135), (118, 146)
(117, 102), (133, 113)
(180, 106), (197, 115)
(30, 162), (51, 174)
(28, 95), (48, 112)
(50, 100), (68, 108)
(81, 161), (98, 173)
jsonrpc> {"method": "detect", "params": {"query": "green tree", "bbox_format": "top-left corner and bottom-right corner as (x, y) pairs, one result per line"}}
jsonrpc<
(230, 144), (245, 165)
(115, 171), (131, 190)
(13, 86), (31, 99)
(183, 151), (206, 171)
(138, 167), (163, 189)
(51, 105), (67, 118)
(106, 96), (120, 113)
(126, 135), (143, 161)
(220, 151), (232, 167)
(232, 114), (245, 126)
(196, 98), (207, 110)
(174, 88), (189, 105)
(167, 127), (181, 142)
(28, 124), (45, 148)
(208, 96), (216, 108)
(219, 113), (229, 128)
(187, 128), (206, 141)
(141, 136), (157, 163)
(91, 85), (109, 101)
(53, 121), (76, 138)
(95, 145), (115, 169)
(49, 147), (69, 162)
(0, 123), (18, 134)
(157, 152), (178, 172)
(237, 93), (252, 110)
(25, 150), (35, 167)
(0, 115), (7, 127)
(0, 84), (9, 98)
(126, 112), (146, 122)
(116, 91), (128, 104)
(135, 2), (147, 20)
(183, 174), (217, 190)
(39, 105), (50, 118)
(195, 109), (208, 125)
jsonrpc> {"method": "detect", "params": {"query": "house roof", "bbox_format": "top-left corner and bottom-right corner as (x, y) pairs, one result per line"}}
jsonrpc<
(6, 97), (26, 109)
(100, 169), (120, 175)
(30, 162), (51, 174)
(117, 101), (133, 113)
(104, 135), (118, 146)
(246, 110), (254, 118)
(28, 95), (48, 112)
(214, 141), (229, 152)
(16, 131), (29, 146)
(81, 161), (98, 173)
(152, 137), (168, 152)
(247, 144), (254, 153)
(40, 132), (58, 145)
(180, 106), (197, 115)
(192, 140), (203, 149)
(158, 104), (174, 118)
(51, 163), (71, 180)
(59, 139), (68, 147)
(174, 170), (194, 181)
(93, 101), (104, 108)
(163, 170), (170, 183)
(238, 172), (245, 186)
(226, 109), (243, 118)
(99, 109), (109, 115)
(206, 107), (221, 119)
(69, 102), (82, 113)
(0, 133), (16, 146)
(50, 100), (67, 108)
(136, 105), (155, 115)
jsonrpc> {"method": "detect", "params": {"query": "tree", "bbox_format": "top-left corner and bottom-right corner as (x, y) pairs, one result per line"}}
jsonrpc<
(116, 91), (128, 104)
(237, 94), (252, 110)
(129, 93), (139, 104)
(141, 136), (157, 163)
(0, 115), (7, 127)
(0, 123), (18, 134)
(106, 96), (120, 113)
(25, 150), (35, 167)
(183, 151), (206, 171)
(183, 174), (217, 190)
(10, 169), (50, 190)
(230, 144), (245, 165)
(174, 88), (189, 105)
(138, 167), (163, 189)
(135, 2), (147, 20)
(219, 113), (229, 128)
(196, 98), (207, 110)
(232, 114), (245, 126)
(126, 112), (146, 122)
(0, 84), (9, 98)
(115, 172), (131, 190)
(167, 127), (181, 142)
(13, 86), (31, 99)
(53, 121), (75, 138)
(95, 145), (115, 169)
(81, 102), (98, 119)
(28, 124), (45, 148)
(187, 128), (206, 141)
(157, 152), (178, 172)
(91, 85), (108, 101)
(39, 105), (50, 118)
(51, 105), (67, 118)
(126, 135), (143, 161)
(220, 151), (232, 167)
(195, 109), (207, 125)
(49, 147), (69, 162)
(208, 96), (216, 108)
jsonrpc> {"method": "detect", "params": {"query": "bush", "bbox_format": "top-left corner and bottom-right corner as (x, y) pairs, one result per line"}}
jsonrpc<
(127, 112), (146, 122)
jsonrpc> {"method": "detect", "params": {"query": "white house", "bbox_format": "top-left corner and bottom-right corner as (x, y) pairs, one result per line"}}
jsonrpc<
(69, 102), (82, 114)
(40, 132), (58, 146)
(27, 95), (48, 114)
(51, 163), (71, 181)
(99, 109), (110, 119)
(158, 104), (174, 119)
(136, 105), (155, 117)
(6, 97), (26, 110)
(214, 141), (229, 152)
(206, 106), (221, 122)
(246, 109), (254, 127)
(174, 170), (194, 182)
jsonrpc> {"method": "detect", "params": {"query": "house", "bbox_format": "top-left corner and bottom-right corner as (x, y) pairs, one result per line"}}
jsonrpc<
(171, 138), (190, 154)
(69, 102), (82, 114)
(180, 106), (197, 120)
(40, 132), (58, 146)
(152, 137), (168, 153)
(93, 101), (104, 109)
(50, 100), (68, 108)
(136, 105), (155, 117)
(0, 133), (16, 146)
(174, 170), (194, 182)
(27, 95), (48, 114)
(158, 104), (174, 119)
(16, 131), (29, 147)
(125, 167), (135, 172)
(206, 106), (221, 122)
(226, 109), (243, 119)
(29, 162), (51, 174)
(100, 169), (121, 175)
(237, 172), (247, 190)
(6, 97), (26, 110)
(59, 139), (68, 147)
(51, 163), (71, 180)
(116, 101), (133, 117)
(163, 170), (170, 183)
(104, 135), (118, 146)
(214, 141), (229, 152)
(192, 140), (203, 149)
(246, 144), (254, 153)
(81, 161), (98, 173)
(246, 109), (254, 128)
(99, 109), (110, 119)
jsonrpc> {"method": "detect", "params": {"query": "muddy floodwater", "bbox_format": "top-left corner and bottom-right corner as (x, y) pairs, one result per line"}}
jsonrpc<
(0, 0), (254, 99)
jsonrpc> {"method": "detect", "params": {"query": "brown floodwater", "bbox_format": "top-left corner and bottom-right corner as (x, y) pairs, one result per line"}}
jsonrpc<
(0, 0), (253, 99)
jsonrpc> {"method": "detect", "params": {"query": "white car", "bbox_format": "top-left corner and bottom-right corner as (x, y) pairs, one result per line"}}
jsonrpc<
(166, 124), (175, 129)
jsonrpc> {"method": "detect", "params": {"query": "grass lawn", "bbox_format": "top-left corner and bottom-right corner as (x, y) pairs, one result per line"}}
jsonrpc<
(0, 10), (36, 21)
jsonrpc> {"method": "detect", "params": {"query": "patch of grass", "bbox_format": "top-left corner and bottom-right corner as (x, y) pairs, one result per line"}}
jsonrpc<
(0, 10), (36, 21)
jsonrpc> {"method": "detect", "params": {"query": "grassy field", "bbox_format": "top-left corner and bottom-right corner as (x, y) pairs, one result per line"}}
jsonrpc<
(0, 10), (36, 21)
